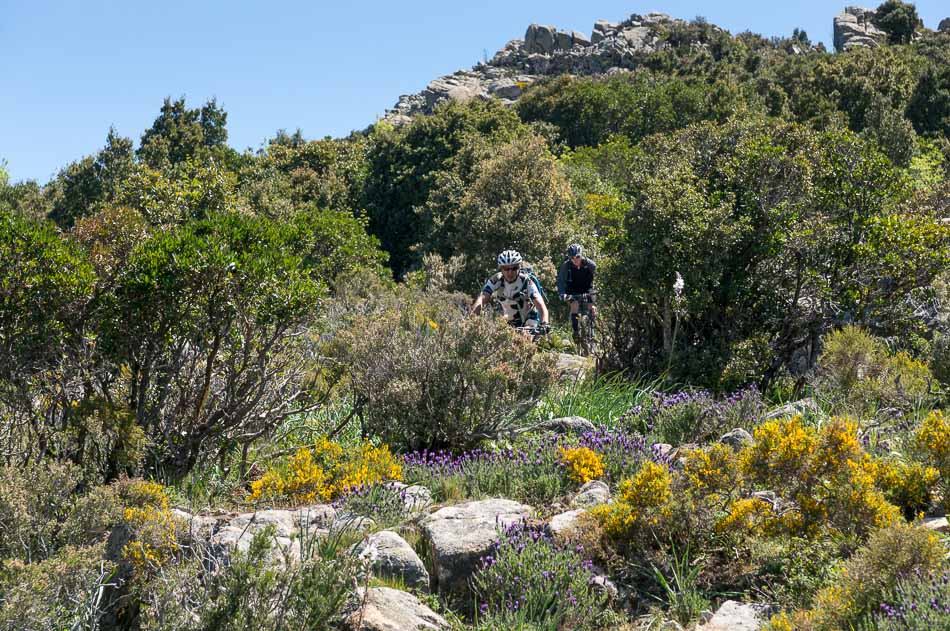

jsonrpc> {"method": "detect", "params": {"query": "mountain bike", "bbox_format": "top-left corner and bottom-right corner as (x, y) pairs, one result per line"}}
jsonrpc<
(566, 292), (597, 356)
(513, 323), (551, 343)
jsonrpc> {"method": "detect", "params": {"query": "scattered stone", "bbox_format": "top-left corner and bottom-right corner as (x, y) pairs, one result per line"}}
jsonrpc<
(695, 600), (764, 631)
(720, 428), (754, 449)
(922, 516), (949, 533)
(346, 587), (448, 631)
(554, 353), (594, 382)
(591, 575), (619, 601)
(383, 481), (434, 514)
(571, 480), (610, 508)
(332, 512), (377, 534)
(295, 504), (338, 531)
(420, 498), (532, 593)
(652, 443), (674, 458)
(763, 398), (819, 421)
(355, 531), (430, 592)
(538, 415), (597, 435)
(548, 508), (587, 537)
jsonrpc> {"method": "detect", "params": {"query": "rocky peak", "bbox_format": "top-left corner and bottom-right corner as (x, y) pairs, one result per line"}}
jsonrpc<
(833, 6), (887, 52)
(384, 12), (687, 125)
(940, 18), (950, 33)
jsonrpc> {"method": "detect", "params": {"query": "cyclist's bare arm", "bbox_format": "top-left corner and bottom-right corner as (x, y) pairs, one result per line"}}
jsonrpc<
(535, 294), (550, 324)
(470, 291), (492, 316)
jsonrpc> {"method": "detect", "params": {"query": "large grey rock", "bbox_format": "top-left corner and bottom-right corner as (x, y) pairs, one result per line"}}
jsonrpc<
(763, 397), (819, 421)
(227, 509), (297, 538)
(922, 516), (949, 533)
(571, 480), (610, 508)
(383, 481), (433, 514)
(346, 587), (448, 631)
(420, 498), (532, 593)
(720, 428), (754, 449)
(538, 415), (596, 435)
(572, 31), (591, 48)
(525, 24), (557, 54)
(356, 531), (430, 591)
(554, 353), (594, 382)
(695, 600), (763, 631)
(548, 509), (587, 537)
(295, 504), (338, 531)
(211, 509), (302, 565)
(940, 18), (950, 32)
(834, 7), (886, 52)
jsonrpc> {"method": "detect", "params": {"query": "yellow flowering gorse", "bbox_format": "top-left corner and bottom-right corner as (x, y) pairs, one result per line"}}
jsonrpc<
(249, 437), (403, 505)
(559, 446), (605, 484)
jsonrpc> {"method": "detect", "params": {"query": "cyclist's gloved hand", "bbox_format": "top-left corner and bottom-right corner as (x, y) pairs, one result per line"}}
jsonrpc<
(560, 294), (568, 301)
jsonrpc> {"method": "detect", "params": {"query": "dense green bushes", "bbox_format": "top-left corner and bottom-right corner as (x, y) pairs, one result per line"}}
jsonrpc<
(330, 289), (557, 451)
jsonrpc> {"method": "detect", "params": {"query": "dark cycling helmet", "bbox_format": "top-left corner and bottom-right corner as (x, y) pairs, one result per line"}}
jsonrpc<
(497, 250), (523, 268)
(567, 243), (583, 257)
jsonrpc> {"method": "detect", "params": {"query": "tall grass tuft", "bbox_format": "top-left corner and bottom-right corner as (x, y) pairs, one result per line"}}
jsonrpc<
(534, 373), (662, 429)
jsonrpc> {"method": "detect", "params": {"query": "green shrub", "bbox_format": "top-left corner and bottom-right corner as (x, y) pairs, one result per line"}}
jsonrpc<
(331, 290), (557, 451)
(801, 523), (945, 630)
(0, 461), (81, 562)
(815, 326), (936, 414)
(0, 543), (116, 631)
(139, 526), (363, 631)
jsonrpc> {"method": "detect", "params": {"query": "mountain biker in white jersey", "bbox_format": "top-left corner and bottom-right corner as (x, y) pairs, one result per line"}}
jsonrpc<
(470, 249), (550, 331)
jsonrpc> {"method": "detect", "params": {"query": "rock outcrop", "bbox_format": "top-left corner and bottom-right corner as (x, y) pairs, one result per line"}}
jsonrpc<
(939, 18), (950, 33)
(419, 498), (532, 594)
(833, 7), (886, 52)
(346, 587), (448, 631)
(355, 530), (430, 591)
(385, 13), (689, 124)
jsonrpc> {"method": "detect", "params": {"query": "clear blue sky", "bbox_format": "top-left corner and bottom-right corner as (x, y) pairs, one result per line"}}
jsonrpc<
(2, 1), (947, 183)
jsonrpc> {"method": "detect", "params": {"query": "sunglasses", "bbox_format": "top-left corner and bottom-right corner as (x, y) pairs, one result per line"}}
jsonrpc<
(501, 265), (519, 272)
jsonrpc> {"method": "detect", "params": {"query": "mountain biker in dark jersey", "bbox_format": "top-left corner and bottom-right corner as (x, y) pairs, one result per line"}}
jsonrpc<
(471, 249), (550, 331)
(556, 243), (597, 343)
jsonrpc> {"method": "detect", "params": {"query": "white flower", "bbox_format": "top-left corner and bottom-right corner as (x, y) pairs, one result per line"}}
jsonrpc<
(673, 272), (684, 295)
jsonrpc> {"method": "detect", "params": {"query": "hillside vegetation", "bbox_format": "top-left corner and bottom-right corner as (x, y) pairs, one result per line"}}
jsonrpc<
(2, 2), (950, 629)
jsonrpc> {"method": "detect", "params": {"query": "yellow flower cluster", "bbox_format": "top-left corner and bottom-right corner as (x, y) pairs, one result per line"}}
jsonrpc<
(682, 443), (740, 497)
(559, 446), (605, 484)
(917, 410), (950, 469)
(715, 497), (777, 535)
(248, 438), (403, 505)
(737, 415), (899, 536)
(873, 458), (939, 518)
(592, 461), (672, 539)
(120, 481), (179, 576)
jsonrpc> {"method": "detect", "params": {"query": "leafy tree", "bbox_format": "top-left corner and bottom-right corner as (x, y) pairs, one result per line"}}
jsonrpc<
(906, 64), (950, 137)
(47, 129), (134, 228)
(516, 73), (747, 148)
(237, 135), (369, 218)
(417, 133), (580, 292)
(577, 118), (947, 386)
(99, 212), (327, 481)
(362, 100), (527, 276)
(873, 0), (922, 45)
(0, 211), (97, 465)
(137, 97), (232, 169)
(117, 157), (237, 225)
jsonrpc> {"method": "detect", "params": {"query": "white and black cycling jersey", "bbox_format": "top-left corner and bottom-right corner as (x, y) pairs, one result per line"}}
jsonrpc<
(481, 271), (541, 325)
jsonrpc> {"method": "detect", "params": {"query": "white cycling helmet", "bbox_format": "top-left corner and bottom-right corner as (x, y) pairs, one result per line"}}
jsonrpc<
(496, 249), (523, 268)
